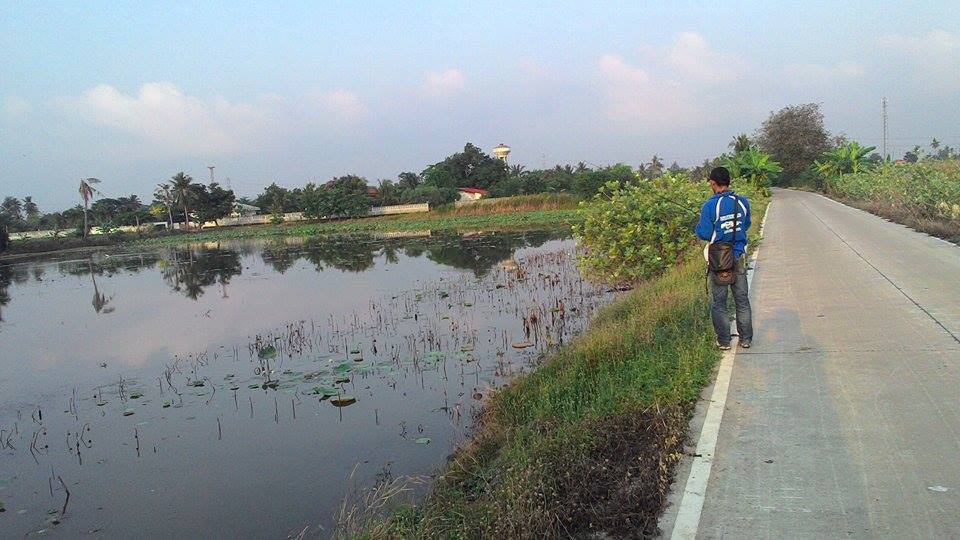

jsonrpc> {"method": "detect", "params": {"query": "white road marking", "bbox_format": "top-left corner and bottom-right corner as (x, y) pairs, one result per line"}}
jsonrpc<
(670, 200), (771, 540)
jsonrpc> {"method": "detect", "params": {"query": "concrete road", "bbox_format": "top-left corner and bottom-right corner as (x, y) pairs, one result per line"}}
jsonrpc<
(666, 188), (960, 539)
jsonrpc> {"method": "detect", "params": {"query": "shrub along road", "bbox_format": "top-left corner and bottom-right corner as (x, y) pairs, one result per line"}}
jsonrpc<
(664, 188), (960, 538)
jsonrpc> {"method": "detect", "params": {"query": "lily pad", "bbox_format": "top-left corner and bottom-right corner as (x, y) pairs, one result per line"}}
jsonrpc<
(309, 386), (340, 398)
(334, 362), (353, 374)
(129, 391), (143, 400)
(349, 347), (361, 355)
(122, 408), (135, 416)
(248, 384), (261, 389)
(190, 380), (205, 387)
(330, 395), (357, 407)
(334, 375), (351, 384)
(414, 437), (432, 445)
(162, 401), (172, 408)
(512, 341), (535, 349)
(258, 345), (278, 360)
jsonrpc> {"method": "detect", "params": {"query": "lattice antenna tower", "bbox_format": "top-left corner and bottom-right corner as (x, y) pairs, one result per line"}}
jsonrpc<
(882, 98), (888, 159)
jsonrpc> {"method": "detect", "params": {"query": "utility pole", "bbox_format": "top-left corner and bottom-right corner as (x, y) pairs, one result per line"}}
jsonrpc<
(207, 165), (215, 184)
(882, 98), (888, 159)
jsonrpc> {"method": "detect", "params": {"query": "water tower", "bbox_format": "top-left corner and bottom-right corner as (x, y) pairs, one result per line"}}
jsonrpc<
(492, 143), (511, 163)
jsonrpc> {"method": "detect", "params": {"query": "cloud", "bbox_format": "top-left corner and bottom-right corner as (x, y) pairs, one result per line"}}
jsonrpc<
(595, 32), (752, 130)
(313, 89), (366, 123)
(422, 69), (465, 97)
(71, 82), (268, 156)
(659, 31), (748, 84)
(2, 96), (32, 120)
(598, 54), (700, 128)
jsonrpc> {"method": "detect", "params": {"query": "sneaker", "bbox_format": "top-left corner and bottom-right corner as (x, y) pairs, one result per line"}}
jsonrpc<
(739, 339), (752, 349)
(716, 341), (732, 350)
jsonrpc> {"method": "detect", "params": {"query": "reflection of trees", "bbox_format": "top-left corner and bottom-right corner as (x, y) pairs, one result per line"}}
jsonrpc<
(302, 236), (378, 273)
(404, 230), (561, 276)
(260, 240), (299, 274)
(89, 261), (114, 314)
(162, 247), (243, 300)
(0, 263), (29, 323)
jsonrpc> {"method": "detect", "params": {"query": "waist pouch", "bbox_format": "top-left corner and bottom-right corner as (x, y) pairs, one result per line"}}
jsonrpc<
(708, 242), (736, 286)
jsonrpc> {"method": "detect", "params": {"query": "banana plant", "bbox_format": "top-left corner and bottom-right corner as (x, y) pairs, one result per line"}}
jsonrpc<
(814, 141), (878, 177)
(721, 148), (781, 195)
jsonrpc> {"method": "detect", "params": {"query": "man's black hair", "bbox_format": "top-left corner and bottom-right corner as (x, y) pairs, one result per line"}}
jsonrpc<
(709, 166), (731, 186)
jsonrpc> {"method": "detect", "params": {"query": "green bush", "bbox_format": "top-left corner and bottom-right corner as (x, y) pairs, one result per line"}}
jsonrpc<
(826, 160), (960, 221)
(574, 173), (707, 282)
(575, 173), (765, 282)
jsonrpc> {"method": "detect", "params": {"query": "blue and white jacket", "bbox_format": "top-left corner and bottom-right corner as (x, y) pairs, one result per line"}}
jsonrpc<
(695, 190), (751, 257)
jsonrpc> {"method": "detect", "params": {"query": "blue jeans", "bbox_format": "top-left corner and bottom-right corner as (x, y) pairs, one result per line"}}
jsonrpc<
(709, 254), (753, 345)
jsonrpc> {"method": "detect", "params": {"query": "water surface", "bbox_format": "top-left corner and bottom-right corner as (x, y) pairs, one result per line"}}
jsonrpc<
(0, 230), (618, 537)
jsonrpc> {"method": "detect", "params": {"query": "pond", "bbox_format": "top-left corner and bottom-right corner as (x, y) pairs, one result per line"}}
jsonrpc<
(0, 229), (620, 537)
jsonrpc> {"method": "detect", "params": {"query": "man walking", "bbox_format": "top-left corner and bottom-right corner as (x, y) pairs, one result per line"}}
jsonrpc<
(695, 167), (753, 350)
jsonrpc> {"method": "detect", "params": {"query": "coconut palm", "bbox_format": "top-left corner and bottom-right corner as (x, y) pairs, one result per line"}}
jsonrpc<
(729, 133), (752, 154)
(509, 164), (527, 177)
(23, 196), (39, 227)
(648, 155), (664, 179)
(78, 177), (101, 237)
(170, 172), (196, 230)
(155, 183), (176, 227)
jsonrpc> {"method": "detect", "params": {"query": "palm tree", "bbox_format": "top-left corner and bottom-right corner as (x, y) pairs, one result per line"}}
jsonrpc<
(23, 196), (39, 228)
(648, 155), (664, 179)
(78, 178), (101, 237)
(509, 164), (527, 177)
(729, 134), (752, 154)
(170, 172), (195, 230)
(155, 183), (175, 227)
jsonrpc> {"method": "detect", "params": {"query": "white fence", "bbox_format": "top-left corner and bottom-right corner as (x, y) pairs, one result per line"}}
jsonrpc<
(10, 203), (431, 240)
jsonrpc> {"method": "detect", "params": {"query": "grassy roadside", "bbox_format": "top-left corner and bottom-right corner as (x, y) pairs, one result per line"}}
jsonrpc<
(351, 197), (769, 538)
(818, 192), (960, 245)
(816, 160), (960, 245)
(1, 195), (580, 258)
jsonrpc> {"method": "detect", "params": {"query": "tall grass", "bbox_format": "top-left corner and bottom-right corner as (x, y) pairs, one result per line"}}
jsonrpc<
(349, 196), (768, 538)
(429, 193), (579, 217)
(367, 256), (716, 538)
(825, 160), (960, 242)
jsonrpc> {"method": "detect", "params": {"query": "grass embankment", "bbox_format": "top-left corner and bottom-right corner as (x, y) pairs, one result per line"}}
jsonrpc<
(355, 199), (768, 538)
(824, 160), (960, 244)
(1, 194), (580, 257)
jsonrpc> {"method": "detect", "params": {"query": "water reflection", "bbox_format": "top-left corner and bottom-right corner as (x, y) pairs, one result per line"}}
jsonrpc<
(0, 231), (561, 318)
(0, 229), (597, 537)
(162, 248), (243, 300)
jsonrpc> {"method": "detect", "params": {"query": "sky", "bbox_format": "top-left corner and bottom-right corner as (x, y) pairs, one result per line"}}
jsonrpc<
(1, 1), (958, 211)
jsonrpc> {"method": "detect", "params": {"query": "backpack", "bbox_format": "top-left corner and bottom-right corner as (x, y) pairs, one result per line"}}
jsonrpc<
(707, 194), (738, 286)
